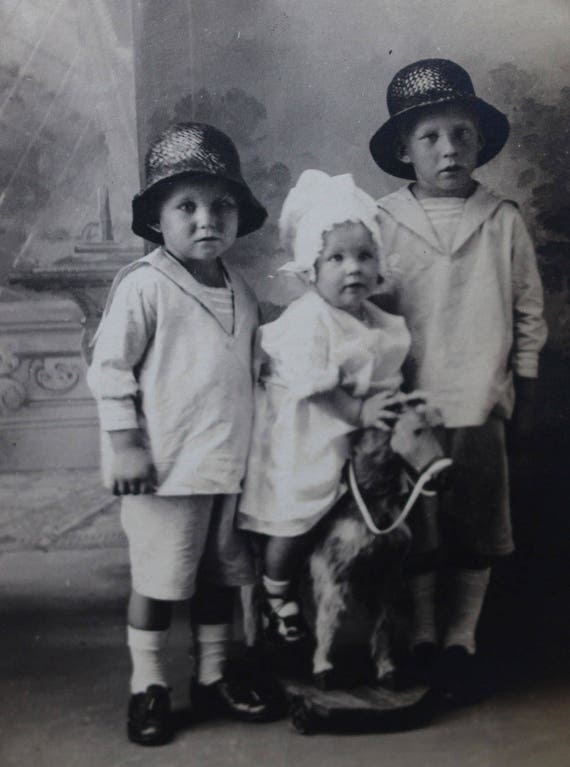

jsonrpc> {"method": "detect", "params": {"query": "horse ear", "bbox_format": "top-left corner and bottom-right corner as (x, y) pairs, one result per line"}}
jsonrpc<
(423, 405), (444, 427)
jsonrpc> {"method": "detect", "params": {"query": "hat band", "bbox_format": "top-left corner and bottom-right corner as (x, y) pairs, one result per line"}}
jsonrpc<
(388, 91), (478, 120)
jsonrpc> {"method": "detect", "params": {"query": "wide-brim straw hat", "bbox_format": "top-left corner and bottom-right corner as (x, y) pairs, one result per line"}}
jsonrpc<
(132, 122), (267, 243)
(369, 59), (510, 179)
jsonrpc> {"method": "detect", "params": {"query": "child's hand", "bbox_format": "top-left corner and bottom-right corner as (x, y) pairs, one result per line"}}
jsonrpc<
(360, 391), (408, 430)
(511, 377), (538, 443)
(108, 430), (157, 495)
(111, 446), (157, 495)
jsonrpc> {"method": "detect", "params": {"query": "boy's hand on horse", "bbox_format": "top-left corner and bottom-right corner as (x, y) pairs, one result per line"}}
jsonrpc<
(108, 429), (157, 495)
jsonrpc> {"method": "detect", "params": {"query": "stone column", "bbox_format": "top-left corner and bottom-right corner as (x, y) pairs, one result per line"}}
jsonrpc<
(131, 0), (193, 177)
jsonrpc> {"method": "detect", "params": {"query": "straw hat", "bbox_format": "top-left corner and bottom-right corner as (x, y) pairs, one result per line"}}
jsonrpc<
(132, 122), (267, 243)
(369, 59), (510, 179)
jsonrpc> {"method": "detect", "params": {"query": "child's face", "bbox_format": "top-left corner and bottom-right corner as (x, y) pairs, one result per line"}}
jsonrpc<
(314, 222), (379, 317)
(151, 177), (239, 263)
(400, 104), (483, 198)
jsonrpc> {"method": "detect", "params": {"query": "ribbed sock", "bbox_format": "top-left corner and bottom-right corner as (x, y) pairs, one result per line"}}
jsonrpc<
(127, 626), (169, 693)
(408, 571), (438, 649)
(444, 567), (491, 654)
(195, 623), (232, 686)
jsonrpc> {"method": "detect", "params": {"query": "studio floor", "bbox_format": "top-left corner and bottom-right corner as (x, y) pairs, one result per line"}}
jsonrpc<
(0, 470), (569, 767)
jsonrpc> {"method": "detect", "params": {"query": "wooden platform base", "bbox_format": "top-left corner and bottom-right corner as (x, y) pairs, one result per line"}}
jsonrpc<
(281, 677), (435, 734)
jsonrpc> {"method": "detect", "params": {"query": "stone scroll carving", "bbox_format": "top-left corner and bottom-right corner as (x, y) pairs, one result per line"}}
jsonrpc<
(0, 376), (26, 414)
(0, 348), (26, 414)
(30, 358), (81, 393)
(0, 347), (83, 417)
(0, 347), (20, 376)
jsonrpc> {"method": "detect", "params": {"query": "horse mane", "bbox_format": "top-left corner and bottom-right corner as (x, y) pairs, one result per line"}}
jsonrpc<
(351, 426), (400, 495)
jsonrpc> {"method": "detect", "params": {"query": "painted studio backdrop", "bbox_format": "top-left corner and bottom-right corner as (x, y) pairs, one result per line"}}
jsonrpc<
(0, 0), (568, 489)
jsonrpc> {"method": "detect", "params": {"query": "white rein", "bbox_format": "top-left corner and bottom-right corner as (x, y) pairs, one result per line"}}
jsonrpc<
(348, 457), (453, 536)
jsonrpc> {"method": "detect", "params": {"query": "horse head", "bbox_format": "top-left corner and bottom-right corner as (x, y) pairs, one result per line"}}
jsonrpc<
(390, 401), (452, 492)
(352, 396), (452, 496)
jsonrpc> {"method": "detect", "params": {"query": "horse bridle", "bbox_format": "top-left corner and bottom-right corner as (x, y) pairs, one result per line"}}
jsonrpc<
(348, 456), (453, 537)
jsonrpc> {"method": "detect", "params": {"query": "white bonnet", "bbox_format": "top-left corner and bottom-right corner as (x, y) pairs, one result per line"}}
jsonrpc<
(278, 169), (383, 274)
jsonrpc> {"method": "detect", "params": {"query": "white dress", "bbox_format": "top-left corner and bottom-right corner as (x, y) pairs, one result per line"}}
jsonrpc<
(237, 290), (411, 536)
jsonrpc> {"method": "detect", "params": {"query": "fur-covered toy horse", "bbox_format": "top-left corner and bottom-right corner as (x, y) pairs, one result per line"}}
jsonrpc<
(308, 397), (451, 689)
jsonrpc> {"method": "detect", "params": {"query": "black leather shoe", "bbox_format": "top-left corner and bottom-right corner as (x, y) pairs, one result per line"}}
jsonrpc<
(432, 646), (487, 705)
(395, 642), (437, 690)
(191, 665), (279, 723)
(313, 667), (344, 691)
(127, 685), (172, 746)
(262, 598), (307, 646)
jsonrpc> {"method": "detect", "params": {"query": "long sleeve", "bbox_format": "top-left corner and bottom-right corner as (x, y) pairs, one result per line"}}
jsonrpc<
(87, 270), (157, 430)
(511, 213), (548, 378)
(373, 221), (403, 314)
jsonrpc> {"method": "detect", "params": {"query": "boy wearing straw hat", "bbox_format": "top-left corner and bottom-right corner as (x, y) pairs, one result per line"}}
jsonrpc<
(88, 123), (275, 744)
(369, 59), (547, 702)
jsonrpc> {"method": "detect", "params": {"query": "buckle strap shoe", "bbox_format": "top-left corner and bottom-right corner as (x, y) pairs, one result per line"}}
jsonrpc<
(262, 599), (306, 645)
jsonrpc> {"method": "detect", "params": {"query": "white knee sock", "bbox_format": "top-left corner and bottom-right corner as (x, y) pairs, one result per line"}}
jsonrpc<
(408, 571), (438, 649)
(195, 623), (232, 686)
(127, 626), (169, 693)
(444, 568), (491, 654)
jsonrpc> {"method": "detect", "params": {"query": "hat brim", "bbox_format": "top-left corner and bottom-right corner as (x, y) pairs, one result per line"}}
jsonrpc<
(369, 96), (510, 179)
(131, 171), (267, 244)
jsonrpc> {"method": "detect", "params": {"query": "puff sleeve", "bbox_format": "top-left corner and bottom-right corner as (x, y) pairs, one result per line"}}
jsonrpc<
(258, 304), (340, 398)
(256, 295), (367, 427)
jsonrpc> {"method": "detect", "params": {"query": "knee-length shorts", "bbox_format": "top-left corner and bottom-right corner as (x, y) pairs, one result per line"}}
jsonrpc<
(121, 494), (254, 601)
(409, 415), (514, 559)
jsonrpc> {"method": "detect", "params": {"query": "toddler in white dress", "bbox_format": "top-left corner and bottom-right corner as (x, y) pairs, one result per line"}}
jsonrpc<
(238, 170), (411, 644)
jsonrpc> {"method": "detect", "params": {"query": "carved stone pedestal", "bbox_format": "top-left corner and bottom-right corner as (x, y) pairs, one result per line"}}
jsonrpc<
(2, 244), (141, 471)
(0, 294), (99, 470)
